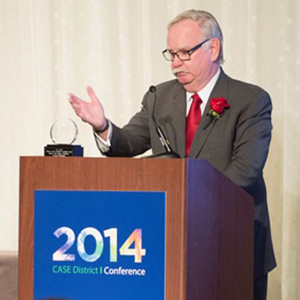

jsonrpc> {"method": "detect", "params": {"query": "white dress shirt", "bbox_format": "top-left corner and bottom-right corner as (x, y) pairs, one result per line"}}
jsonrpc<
(186, 68), (220, 116)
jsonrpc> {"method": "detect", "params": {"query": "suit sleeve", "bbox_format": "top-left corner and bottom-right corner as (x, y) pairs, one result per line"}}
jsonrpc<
(223, 90), (272, 190)
(104, 92), (152, 157)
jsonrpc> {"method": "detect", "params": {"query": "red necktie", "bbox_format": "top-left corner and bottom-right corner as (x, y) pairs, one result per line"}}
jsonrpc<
(186, 93), (202, 156)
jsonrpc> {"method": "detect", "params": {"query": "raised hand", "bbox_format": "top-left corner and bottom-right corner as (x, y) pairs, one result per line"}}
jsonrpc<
(68, 86), (108, 132)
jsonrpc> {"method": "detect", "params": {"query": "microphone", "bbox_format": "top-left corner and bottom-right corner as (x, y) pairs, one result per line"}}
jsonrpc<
(146, 86), (181, 158)
(149, 85), (156, 93)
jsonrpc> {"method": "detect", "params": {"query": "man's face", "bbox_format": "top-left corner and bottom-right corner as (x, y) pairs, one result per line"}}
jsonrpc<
(167, 19), (219, 92)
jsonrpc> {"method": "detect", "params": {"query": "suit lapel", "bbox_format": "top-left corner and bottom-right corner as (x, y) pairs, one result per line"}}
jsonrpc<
(189, 69), (229, 158)
(168, 83), (186, 157)
(155, 80), (186, 157)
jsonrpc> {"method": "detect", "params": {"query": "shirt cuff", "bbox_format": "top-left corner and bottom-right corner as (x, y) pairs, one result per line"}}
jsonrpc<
(94, 121), (112, 153)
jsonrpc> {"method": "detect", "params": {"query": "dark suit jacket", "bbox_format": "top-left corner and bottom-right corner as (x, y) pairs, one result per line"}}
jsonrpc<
(104, 68), (276, 277)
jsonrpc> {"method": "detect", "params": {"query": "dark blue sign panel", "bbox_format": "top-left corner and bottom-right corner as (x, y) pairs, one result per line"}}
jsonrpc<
(34, 191), (166, 300)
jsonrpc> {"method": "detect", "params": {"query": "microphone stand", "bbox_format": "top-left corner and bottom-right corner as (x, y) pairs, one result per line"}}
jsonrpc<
(145, 86), (182, 159)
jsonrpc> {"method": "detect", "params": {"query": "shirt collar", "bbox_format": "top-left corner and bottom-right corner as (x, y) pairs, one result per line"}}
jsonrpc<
(186, 68), (221, 107)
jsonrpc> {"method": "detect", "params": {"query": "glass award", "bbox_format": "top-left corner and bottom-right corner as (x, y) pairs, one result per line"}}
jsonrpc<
(44, 118), (84, 157)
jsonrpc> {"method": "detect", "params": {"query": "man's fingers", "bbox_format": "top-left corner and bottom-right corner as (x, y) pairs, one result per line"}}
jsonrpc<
(87, 86), (99, 105)
(68, 96), (75, 105)
(68, 93), (83, 104)
(68, 87), (105, 129)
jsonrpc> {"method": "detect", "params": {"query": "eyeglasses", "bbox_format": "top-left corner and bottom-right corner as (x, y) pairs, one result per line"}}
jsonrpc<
(162, 39), (210, 61)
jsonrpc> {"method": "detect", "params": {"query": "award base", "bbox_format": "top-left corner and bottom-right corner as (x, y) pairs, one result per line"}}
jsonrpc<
(44, 144), (84, 157)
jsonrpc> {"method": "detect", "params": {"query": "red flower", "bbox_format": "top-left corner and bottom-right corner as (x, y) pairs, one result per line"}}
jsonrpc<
(210, 97), (230, 118)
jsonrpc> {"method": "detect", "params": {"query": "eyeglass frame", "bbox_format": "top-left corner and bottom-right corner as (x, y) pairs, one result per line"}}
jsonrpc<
(162, 38), (211, 61)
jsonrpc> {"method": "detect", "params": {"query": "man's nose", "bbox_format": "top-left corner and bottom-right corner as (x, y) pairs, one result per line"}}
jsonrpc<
(172, 55), (183, 68)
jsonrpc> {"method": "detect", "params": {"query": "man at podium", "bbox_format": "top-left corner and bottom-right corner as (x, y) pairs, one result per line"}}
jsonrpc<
(69, 9), (276, 300)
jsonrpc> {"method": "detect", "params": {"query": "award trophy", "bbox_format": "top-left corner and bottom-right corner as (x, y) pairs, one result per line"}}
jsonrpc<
(44, 118), (84, 157)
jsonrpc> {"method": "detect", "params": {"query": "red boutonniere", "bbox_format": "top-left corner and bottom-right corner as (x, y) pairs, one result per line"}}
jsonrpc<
(210, 97), (230, 119)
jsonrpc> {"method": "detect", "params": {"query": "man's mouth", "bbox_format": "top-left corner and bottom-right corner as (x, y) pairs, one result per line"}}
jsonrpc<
(173, 68), (189, 77)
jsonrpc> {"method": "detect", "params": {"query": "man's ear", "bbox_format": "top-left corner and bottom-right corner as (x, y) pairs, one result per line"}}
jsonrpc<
(210, 38), (221, 63)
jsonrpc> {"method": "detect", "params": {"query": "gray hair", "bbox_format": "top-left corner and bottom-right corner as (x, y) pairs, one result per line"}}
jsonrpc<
(168, 10), (224, 64)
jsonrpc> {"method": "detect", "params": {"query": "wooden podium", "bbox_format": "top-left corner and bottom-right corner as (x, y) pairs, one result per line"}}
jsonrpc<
(19, 157), (254, 300)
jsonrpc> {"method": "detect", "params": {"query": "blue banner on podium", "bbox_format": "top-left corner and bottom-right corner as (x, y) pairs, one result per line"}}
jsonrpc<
(34, 190), (166, 300)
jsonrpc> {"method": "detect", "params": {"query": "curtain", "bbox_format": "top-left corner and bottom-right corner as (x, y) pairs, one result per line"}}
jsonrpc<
(0, 0), (299, 299)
